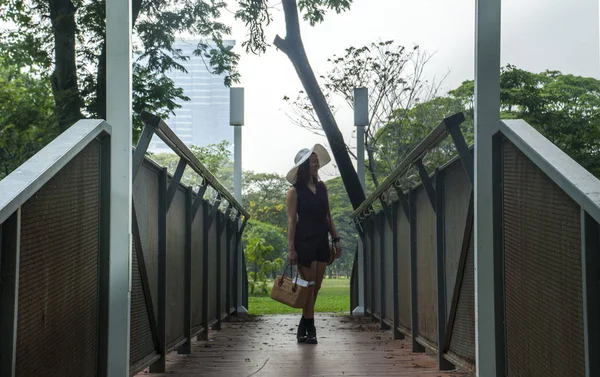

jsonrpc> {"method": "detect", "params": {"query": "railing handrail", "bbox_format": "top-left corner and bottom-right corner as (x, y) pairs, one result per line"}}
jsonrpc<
(351, 112), (465, 219)
(140, 111), (250, 220)
(499, 119), (600, 223)
(0, 119), (111, 224)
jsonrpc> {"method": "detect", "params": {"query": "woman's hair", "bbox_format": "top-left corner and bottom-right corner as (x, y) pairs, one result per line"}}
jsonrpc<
(295, 154), (319, 187)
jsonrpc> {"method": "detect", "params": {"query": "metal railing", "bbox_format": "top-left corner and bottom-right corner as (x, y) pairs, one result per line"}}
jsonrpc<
(0, 120), (112, 377)
(129, 112), (249, 375)
(0, 114), (250, 376)
(350, 114), (600, 377)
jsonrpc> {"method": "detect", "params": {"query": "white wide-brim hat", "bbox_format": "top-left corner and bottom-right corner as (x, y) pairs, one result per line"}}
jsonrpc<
(286, 144), (331, 184)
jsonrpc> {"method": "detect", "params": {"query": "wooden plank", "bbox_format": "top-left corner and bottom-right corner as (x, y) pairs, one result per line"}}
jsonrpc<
(136, 314), (472, 377)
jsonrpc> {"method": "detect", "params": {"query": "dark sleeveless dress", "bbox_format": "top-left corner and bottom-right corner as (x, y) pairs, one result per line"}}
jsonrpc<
(294, 181), (330, 267)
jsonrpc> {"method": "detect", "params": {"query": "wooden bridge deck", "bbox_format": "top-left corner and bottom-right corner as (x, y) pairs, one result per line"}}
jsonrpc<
(137, 314), (472, 377)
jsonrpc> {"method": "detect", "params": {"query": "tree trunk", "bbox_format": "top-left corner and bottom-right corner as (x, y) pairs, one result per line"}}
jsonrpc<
(49, 0), (82, 132)
(95, 0), (144, 121)
(274, 0), (366, 210)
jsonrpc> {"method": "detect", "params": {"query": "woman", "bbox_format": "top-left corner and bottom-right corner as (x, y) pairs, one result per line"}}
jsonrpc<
(285, 144), (342, 344)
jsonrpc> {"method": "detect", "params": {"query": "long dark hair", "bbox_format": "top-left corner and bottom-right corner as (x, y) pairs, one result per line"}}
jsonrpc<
(295, 154), (319, 188)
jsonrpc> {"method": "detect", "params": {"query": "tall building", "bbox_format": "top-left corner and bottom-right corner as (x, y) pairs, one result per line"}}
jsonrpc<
(149, 39), (235, 154)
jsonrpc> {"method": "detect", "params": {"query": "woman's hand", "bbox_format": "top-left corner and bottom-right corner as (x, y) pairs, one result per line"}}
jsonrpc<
(334, 241), (343, 258)
(288, 248), (298, 265)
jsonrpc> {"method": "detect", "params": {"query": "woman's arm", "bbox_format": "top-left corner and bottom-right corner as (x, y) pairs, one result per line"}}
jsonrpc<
(286, 187), (298, 263)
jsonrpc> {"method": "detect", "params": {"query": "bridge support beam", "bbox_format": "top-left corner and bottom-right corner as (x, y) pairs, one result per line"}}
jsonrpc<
(106, 0), (133, 374)
(474, 0), (505, 376)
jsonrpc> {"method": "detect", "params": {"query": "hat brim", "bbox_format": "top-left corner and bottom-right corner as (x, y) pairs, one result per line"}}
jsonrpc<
(286, 144), (331, 184)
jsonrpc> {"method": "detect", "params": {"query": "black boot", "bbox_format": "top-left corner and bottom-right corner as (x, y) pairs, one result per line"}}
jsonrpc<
(305, 318), (317, 344)
(297, 316), (307, 343)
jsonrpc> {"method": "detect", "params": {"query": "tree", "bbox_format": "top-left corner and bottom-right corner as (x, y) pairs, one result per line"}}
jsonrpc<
(244, 236), (284, 294)
(498, 65), (600, 176)
(238, 0), (365, 209)
(1, 0), (239, 135)
(149, 140), (234, 194)
(285, 40), (444, 186)
(375, 95), (473, 185)
(4, 0), (368, 210)
(376, 65), (600, 183)
(243, 171), (289, 207)
(243, 171), (289, 229)
(242, 220), (287, 260)
(0, 58), (57, 179)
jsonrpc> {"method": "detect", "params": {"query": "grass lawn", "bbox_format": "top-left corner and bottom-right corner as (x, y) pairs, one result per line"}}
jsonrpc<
(248, 277), (350, 315)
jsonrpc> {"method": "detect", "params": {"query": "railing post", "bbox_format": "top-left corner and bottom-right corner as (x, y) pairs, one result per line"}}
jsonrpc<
(379, 211), (390, 330)
(215, 211), (222, 331)
(198, 201), (209, 341)
(391, 202), (404, 340)
(178, 187), (193, 354)
(150, 167), (168, 373)
(225, 216), (232, 315)
(362, 219), (369, 317)
(370, 216), (377, 322)
(237, 220), (249, 312)
(409, 190), (426, 353)
(435, 169), (454, 370)
(97, 136), (111, 377)
(491, 133), (506, 374)
(232, 219), (239, 314)
(132, 123), (155, 181)
(581, 210), (600, 377)
(0, 209), (21, 377)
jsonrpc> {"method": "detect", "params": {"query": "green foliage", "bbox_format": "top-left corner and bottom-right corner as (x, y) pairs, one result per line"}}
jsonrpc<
(244, 236), (284, 294)
(0, 59), (57, 179)
(235, 0), (353, 54)
(242, 220), (288, 259)
(321, 66), (600, 261)
(498, 65), (600, 176)
(1, 0), (239, 136)
(1, 0), (359, 179)
(376, 65), (600, 184)
(298, 0), (353, 25)
(322, 177), (374, 277)
(243, 171), (289, 229)
(375, 94), (473, 186)
(149, 140), (234, 193)
(243, 171), (289, 207)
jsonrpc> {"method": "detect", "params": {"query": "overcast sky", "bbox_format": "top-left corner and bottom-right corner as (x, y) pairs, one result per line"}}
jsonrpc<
(214, 0), (599, 178)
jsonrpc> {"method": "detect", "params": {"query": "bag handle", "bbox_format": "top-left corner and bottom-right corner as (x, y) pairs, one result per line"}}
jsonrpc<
(277, 262), (300, 292)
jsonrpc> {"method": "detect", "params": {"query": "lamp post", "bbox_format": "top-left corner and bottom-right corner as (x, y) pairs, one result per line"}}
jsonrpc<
(353, 87), (368, 316)
(230, 87), (248, 314)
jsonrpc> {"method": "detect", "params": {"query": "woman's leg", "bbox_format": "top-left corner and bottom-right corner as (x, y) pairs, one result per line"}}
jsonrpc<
(312, 262), (327, 304)
(297, 262), (317, 319)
